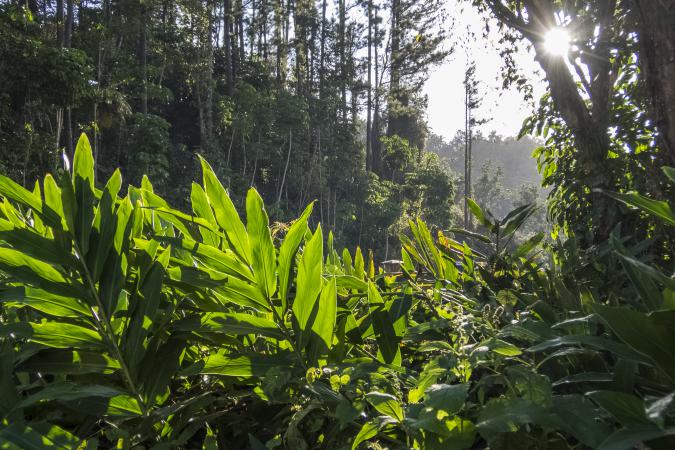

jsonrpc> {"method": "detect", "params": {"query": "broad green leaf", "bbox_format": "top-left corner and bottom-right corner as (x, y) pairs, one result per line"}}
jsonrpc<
(17, 349), (120, 374)
(554, 394), (613, 448)
(72, 134), (95, 189)
(365, 392), (404, 422)
(351, 421), (378, 450)
(43, 174), (65, 226)
(604, 191), (675, 227)
(160, 236), (255, 283)
(139, 187), (194, 237)
(476, 397), (559, 440)
(446, 227), (492, 244)
(293, 225), (323, 331)
(16, 383), (125, 409)
(0, 219), (75, 267)
(72, 134), (96, 256)
(528, 334), (650, 364)
(335, 275), (368, 292)
(593, 304), (675, 382)
(59, 171), (78, 241)
(663, 166), (675, 183)
(312, 276), (337, 348)
(424, 384), (469, 414)
(0, 175), (61, 229)
(278, 202), (313, 310)
(139, 338), (186, 408)
(597, 425), (675, 450)
(613, 250), (672, 310)
(488, 338), (523, 356)
(190, 182), (219, 246)
(501, 203), (535, 238)
(368, 282), (401, 366)
(467, 198), (493, 230)
(200, 158), (251, 263)
(123, 254), (166, 374)
(588, 391), (651, 427)
(217, 275), (271, 311)
(183, 352), (294, 378)
(0, 286), (89, 318)
(246, 188), (277, 299)
(174, 312), (284, 340)
(87, 170), (121, 282)
(341, 248), (353, 275)
(98, 197), (132, 316)
(27, 321), (103, 349)
(0, 422), (81, 449)
(0, 247), (67, 284)
(354, 247), (365, 279)
(513, 232), (544, 258)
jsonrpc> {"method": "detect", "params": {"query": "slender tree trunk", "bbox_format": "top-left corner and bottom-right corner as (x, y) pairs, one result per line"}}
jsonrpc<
(339, 0), (346, 122)
(56, 0), (64, 46)
(205, 0), (214, 142)
(139, 0), (148, 114)
(65, 0), (74, 158)
(318, 0), (327, 100)
(250, 0), (256, 57)
(634, 1), (675, 165)
(366, 0), (372, 171)
(277, 129), (292, 204)
(464, 81), (469, 228)
(371, 5), (381, 174)
(224, 0), (234, 96)
(274, 0), (284, 82)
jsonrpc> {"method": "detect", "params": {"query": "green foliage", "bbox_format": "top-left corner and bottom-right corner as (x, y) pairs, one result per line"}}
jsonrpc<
(1, 136), (673, 449)
(123, 113), (171, 188)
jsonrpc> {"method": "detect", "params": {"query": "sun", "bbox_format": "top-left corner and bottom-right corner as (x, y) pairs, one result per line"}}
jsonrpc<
(543, 27), (570, 57)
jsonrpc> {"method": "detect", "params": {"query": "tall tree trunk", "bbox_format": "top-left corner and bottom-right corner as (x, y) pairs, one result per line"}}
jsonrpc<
(634, 1), (675, 165)
(371, 4), (381, 174)
(205, 0), (214, 142)
(64, 0), (73, 48)
(237, 0), (245, 63)
(56, 0), (64, 46)
(318, 0), (327, 100)
(338, 0), (346, 122)
(224, 0), (234, 96)
(250, 0), (256, 57)
(464, 78), (469, 229)
(274, 0), (284, 82)
(366, 0), (372, 171)
(139, 0), (148, 114)
(65, 0), (74, 158)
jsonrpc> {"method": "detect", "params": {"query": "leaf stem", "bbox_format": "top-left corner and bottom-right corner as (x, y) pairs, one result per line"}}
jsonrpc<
(265, 296), (308, 371)
(74, 243), (148, 415)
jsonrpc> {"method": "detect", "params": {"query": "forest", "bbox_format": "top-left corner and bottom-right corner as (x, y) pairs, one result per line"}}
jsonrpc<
(0, 0), (674, 449)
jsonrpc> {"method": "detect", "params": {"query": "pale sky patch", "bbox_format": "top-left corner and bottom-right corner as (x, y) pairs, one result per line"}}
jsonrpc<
(424, 4), (547, 139)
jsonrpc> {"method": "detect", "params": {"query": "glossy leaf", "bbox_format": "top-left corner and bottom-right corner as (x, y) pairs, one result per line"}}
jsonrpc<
(278, 202), (313, 310)
(293, 225), (323, 331)
(246, 188), (277, 299)
(200, 158), (251, 263)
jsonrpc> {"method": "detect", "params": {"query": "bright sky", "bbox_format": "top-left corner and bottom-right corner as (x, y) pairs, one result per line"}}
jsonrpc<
(423, 4), (547, 139)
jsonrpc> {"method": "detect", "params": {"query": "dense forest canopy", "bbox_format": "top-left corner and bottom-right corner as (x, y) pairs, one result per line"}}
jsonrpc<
(0, 0), (674, 448)
(0, 0), (459, 255)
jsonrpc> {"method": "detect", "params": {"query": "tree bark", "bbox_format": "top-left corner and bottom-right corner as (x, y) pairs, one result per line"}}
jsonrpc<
(366, 0), (372, 171)
(634, 0), (675, 165)
(65, 0), (74, 158)
(224, 0), (234, 96)
(56, 0), (64, 46)
(139, 0), (148, 114)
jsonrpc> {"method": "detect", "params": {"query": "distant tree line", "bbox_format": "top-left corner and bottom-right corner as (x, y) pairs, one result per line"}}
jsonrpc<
(0, 0), (454, 256)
